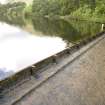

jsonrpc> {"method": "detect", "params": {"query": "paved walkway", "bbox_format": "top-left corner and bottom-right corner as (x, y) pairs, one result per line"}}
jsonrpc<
(1, 34), (105, 105)
(13, 34), (105, 105)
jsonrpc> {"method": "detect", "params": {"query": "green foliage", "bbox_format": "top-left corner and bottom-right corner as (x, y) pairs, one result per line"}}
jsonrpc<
(24, 4), (32, 15)
(32, 0), (48, 16)
(93, 4), (105, 16)
(32, 0), (61, 16)
(71, 5), (93, 18)
(1, 0), (105, 22)
(32, 0), (105, 22)
(70, 0), (105, 22)
(0, 2), (26, 17)
(32, 0), (79, 16)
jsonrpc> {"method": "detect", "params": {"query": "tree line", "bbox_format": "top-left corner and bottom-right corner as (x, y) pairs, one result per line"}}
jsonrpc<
(0, 2), (26, 16)
(0, 0), (105, 22)
(32, 0), (105, 21)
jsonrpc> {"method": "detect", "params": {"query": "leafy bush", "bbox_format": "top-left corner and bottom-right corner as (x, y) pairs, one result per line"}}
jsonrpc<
(93, 4), (105, 16)
(71, 5), (92, 18)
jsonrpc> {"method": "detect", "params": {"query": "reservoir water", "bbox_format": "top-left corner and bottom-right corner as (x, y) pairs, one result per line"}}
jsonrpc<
(0, 16), (102, 80)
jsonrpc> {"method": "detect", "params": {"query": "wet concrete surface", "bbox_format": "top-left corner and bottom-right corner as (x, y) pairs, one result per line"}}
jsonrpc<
(12, 35), (105, 105)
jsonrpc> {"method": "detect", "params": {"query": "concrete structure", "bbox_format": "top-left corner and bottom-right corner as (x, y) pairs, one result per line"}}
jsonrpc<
(1, 32), (105, 105)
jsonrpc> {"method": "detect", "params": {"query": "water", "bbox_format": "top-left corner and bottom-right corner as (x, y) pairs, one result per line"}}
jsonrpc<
(0, 16), (102, 80)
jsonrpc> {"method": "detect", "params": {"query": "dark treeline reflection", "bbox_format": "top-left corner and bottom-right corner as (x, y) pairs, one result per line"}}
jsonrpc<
(0, 16), (102, 44)
(32, 17), (102, 43)
(0, 15), (26, 27)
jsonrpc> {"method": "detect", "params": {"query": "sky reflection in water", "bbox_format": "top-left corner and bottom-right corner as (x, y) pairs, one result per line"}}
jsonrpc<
(0, 22), (67, 80)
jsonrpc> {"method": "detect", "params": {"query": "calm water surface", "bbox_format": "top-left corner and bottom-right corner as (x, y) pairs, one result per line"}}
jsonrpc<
(0, 16), (102, 80)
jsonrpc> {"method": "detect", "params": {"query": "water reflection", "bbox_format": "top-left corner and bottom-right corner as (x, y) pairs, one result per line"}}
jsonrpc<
(0, 22), (67, 80)
(31, 18), (102, 43)
(0, 69), (13, 80)
(0, 16), (102, 80)
(0, 15), (26, 26)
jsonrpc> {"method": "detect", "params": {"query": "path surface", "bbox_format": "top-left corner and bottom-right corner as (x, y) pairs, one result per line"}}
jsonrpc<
(12, 34), (105, 105)
(1, 34), (105, 105)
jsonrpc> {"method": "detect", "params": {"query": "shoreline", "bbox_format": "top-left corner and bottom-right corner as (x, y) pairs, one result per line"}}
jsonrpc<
(60, 15), (105, 23)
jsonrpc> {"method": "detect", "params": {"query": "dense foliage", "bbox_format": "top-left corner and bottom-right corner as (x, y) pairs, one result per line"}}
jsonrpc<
(0, 2), (26, 17)
(0, 0), (105, 22)
(70, 0), (105, 21)
(32, 0), (79, 16)
(32, 0), (105, 21)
